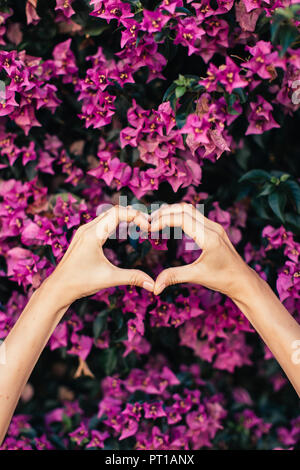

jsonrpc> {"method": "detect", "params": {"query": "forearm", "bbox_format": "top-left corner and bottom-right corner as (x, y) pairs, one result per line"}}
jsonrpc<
(231, 268), (300, 397)
(0, 280), (69, 443)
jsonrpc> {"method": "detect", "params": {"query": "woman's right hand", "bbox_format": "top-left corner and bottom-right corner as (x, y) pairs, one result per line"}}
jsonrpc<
(151, 203), (259, 298)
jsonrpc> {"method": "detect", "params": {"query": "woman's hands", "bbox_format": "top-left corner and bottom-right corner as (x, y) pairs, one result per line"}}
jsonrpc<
(44, 205), (154, 308)
(44, 202), (256, 306)
(151, 202), (256, 298)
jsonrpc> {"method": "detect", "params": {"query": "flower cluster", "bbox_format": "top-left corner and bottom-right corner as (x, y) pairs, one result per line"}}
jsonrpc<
(0, 50), (61, 135)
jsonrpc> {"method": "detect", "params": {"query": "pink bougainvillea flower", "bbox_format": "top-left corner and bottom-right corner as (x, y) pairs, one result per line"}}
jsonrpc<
(34, 435), (54, 450)
(69, 423), (89, 446)
(245, 95), (280, 135)
(143, 401), (167, 419)
(52, 39), (78, 82)
(200, 57), (248, 93)
(141, 10), (170, 33)
(0, 89), (19, 116)
(49, 322), (68, 351)
(90, 0), (134, 25)
(55, 0), (75, 19)
(119, 418), (139, 440)
(122, 332), (151, 357)
(67, 333), (93, 360)
(86, 430), (109, 449)
(25, 0), (40, 25)
(174, 17), (205, 56)
(122, 403), (143, 421)
(160, 0), (184, 15)
(235, 0), (262, 32)
(186, 406), (208, 431)
(242, 40), (285, 80)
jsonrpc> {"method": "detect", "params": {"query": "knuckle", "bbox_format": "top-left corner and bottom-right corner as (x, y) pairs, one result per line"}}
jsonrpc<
(208, 230), (221, 247)
(112, 205), (120, 214)
(79, 229), (89, 243)
(76, 224), (85, 235)
(131, 273), (141, 287)
(168, 270), (177, 286)
(214, 223), (226, 237)
(180, 202), (188, 210)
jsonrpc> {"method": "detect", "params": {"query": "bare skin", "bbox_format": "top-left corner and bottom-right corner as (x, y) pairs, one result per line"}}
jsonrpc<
(151, 203), (300, 397)
(0, 203), (299, 444)
(0, 206), (154, 444)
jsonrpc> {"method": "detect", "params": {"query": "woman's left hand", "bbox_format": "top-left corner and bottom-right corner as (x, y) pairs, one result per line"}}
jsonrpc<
(44, 205), (154, 307)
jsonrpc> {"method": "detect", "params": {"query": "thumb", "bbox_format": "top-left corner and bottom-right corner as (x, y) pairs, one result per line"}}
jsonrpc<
(154, 264), (195, 295)
(115, 267), (155, 292)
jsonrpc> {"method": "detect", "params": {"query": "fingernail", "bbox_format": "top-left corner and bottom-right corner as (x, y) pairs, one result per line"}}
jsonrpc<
(155, 283), (166, 295)
(143, 281), (154, 292)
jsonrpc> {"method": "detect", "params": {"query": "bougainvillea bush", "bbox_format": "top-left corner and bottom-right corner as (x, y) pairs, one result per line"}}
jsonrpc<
(0, 0), (300, 451)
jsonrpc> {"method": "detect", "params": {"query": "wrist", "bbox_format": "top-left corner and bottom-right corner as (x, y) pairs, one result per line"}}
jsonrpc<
(229, 264), (266, 306)
(36, 274), (72, 312)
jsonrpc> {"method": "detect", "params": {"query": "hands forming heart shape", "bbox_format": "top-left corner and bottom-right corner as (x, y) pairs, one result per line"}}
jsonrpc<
(46, 203), (254, 308)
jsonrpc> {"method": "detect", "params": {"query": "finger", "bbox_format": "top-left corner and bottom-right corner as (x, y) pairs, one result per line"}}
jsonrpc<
(154, 264), (197, 295)
(96, 206), (150, 243)
(150, 202), (225, 239)
(150, 212), (204, 248)
(151, 202), (214, 231)
(59, 207), (143, 265)
(96, 206), (148, 228)
(112, 267), (155, 292)
(150, 203), (170, 219)
(151, 203), (196, 221)
(57, 210), (118, 264)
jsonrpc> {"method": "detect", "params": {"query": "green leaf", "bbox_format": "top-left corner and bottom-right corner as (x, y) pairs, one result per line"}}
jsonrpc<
(268, 191), (286, 222)
(290, 4), (300, 14)
(163, 83), (176, 102)
(135, 30), (145, 48)
(253, 198), (271, 220)
(234, 87), (247, 104)
(85, 24), (109, 36)
(239, 169), (270, 183)
(20, 427), (37, 439)
(285, 213), (300, 234)
(88, 415), (102, 430)
(191, 83), (205, 91)
(270, 16), (283, 42)
(62, 413), (72, 432)
(102, 348), (118, 375)
(280, 173), (290, 182)
(276, 7), (295, 19)
(175, 86), (186, 99)
(257, 184), (276, 197)
(270, 175), (280, 185)
(93, 313), (107, 339)
(175, 112), (187, 129)
(281, 179), (300, 213)
(175, 7), (193, 15)
(25, 160), (37, 181)
(225, 93), (241, 115)
(279, 24), (299, 54)
(170, 92), (177, 110)
(49, 434), (67, 450)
